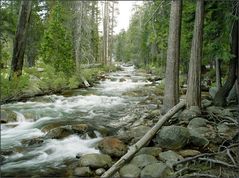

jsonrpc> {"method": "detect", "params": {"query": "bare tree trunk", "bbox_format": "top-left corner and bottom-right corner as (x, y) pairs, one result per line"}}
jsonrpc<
(214, 9), (238, 106)
(103, 1), (109, 65)
(101, 100), (186, 178)
(186, 0), (204, 109)
(215, 58), (222, 89)
(162, 0), (182, 114)
(9, 0), (32, 80)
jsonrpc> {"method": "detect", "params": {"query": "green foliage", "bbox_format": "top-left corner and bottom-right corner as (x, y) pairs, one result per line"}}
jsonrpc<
(1, 70), (30, 99)
(40, 1), (74, 76)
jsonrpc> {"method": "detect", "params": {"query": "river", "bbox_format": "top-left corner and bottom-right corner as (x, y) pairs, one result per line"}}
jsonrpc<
(1, 65), (155, 177)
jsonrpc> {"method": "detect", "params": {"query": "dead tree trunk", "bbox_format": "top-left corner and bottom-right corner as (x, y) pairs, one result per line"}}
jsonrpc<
(162, 0), (182, 114)
(9, 0), (32, 80)
(214, 5), (238, 106)
(186, 0), (204, 109)
(101, 100), (186, 178)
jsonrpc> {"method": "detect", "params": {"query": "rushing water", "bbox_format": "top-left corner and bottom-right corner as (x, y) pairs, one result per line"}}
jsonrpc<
(1, 65), (151, 177)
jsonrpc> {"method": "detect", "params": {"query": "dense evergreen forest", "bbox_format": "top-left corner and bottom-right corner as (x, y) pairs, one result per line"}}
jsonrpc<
(1, 0), (239, 178)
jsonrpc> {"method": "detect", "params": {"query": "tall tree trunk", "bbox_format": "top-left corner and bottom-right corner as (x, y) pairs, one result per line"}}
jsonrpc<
(9, 0), (32, 80)
(237, 6), (239, 104)
(214, 6), (238, 106)
(103, 1), (109, 65)
(162, 0), (182, 114)
(215, 58), (222, 89)
(186, 0), (204, 109)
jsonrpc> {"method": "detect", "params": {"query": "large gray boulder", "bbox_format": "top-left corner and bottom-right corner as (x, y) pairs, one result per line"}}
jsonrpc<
(119, 164), (141, 177)
(79, 153), (112, 169)
(140, 162), (172, 178)
(130, 154), (158, 169)
(155, 126), (190, 149)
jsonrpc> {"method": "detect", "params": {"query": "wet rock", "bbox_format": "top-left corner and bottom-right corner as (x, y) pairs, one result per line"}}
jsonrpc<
(178, 149), (201, 157)
(1, 149), (15, 156)
(0, 109), (17, 123)
(95, 168), (105, 176)
(135, 147), (162, 157)
(79, 153), (112, 169)
(155, 126), (190, 149)
(45, 126), (73, 139)
(74, 167), (93, 177)
(140, 162), (172, 178)
(119, 78), (126, 82)
(21, 137), (44, 146)
(119, 164), (141, 177)
(110, 78), (117, 82)
(0, 155), (6, 164)
(130, 154), (158, 169)
(98, 137), (127, 157)
(159, 150), (183, 168)
(72, 124), (88, 134)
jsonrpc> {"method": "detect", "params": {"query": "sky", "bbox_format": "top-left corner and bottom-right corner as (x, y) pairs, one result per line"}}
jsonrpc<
(114, 1), (143, 34)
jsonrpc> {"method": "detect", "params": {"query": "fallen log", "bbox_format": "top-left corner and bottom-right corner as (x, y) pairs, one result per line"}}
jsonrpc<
(101, 100), (186, 177)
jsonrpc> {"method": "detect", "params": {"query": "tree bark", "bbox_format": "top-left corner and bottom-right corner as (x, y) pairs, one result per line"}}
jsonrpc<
(162, 0), (182, 114)
(214, 7), (238, 106)
(215, 58), (222, 89)
(9, 0), (32, 80)
(101, 100), (186, 178)
(186, 0), (204, 109)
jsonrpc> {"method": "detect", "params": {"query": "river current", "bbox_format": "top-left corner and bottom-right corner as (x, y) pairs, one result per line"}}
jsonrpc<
(1, 65), (152, 177)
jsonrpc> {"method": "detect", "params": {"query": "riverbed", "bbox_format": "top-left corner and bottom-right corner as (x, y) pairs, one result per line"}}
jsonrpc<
(1, 65), (154, 177)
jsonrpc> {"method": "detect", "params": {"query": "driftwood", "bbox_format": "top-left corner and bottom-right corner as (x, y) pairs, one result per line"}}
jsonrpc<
(101, 100), (186, 177)
(81, 76), (90, 87)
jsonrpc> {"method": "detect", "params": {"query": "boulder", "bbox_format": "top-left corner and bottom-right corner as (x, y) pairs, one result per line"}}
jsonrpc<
(119, 164), (141, 178)
(140, 162), (172, 178)
(178, 108), (201, 122)
(159, 150), (183, 168)
(21, 137), (44, 146)
(45, 126), (73, 139)
(119, 78), (126, 82)
(98, 137), (127, 157)
(135, 147), (162, 157)
(130, 126), (151, 143)
(178, 149), (201, 157)
(0, 109), (17, 123)
(130, 154), (158, 169)
(155, 126), (190, 149)
(209, 87), (218, 99)
(74, 167), (93, 177)
(79, 153), (112, 169)
(188, 117), (216, 146)
(95, 168), (106, 176)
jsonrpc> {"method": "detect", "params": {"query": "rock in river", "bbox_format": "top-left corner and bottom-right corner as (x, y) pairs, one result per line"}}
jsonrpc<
(155, 126), (190, 149)
(98, 137), (127, 157)
(79, 153), (112, 169)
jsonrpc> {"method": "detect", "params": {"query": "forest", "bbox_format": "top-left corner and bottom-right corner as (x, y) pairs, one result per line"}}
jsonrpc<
(1, 0), (239, 178)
